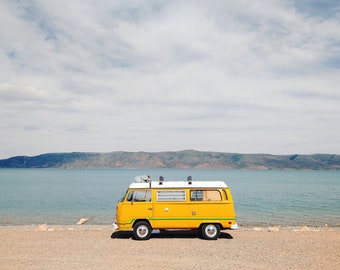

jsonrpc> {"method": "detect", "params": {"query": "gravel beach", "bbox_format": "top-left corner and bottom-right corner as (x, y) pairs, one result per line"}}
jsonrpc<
(0, 225), (339, 270)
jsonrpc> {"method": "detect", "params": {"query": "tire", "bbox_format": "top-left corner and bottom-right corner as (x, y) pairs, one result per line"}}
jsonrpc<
(201, 224), (220, 240)
(133, 221), (152, 240)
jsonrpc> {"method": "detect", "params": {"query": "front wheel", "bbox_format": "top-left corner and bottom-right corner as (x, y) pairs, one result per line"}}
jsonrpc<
(201, 224), (220, 240)
(133, 221), (152, 240)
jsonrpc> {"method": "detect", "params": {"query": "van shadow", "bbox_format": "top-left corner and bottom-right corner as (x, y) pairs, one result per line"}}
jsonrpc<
(111, 230), (233, 240)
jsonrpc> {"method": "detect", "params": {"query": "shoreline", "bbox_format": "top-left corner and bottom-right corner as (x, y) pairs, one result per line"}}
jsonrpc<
(0, 224), (339, 232)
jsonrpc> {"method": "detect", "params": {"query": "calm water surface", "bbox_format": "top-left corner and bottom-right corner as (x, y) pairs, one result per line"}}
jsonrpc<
(0, 169), (339, 226)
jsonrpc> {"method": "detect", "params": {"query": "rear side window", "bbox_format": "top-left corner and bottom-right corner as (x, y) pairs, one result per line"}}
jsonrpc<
(190, 190), (222, 201)
(157, 190), (186, 201)
(127, 190), (151, 202)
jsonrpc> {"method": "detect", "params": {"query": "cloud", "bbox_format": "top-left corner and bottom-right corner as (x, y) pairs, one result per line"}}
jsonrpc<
(0, 0), (340, 158)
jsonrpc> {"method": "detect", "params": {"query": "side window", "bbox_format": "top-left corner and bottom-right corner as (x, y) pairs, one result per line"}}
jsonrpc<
(190, 190), (222, 201)
(127, 190), (151, 202)
(223, 190), (228, 201)
(191, 190), (203, 201)
(156, 190), (186, 201)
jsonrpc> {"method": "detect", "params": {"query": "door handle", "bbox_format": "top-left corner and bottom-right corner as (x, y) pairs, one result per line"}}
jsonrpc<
(147, 208), (153, 210)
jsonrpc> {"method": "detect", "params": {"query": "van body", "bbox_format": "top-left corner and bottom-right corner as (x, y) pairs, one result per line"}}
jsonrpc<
(115, 176), (237, 240)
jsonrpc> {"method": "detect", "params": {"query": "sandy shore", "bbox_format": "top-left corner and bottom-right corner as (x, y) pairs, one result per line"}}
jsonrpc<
(0, 225), (339, 270)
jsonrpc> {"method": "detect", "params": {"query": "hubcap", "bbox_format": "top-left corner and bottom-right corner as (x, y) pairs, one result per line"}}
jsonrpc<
(206, 225), (217, 237)
(137, 225), (148, 238)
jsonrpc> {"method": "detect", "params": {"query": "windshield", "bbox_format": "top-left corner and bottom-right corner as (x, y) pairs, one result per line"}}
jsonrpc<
(119, 189), (129, 202)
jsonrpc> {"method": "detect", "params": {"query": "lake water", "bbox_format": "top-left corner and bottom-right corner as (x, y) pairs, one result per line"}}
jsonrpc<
(0, 169), (339, 227)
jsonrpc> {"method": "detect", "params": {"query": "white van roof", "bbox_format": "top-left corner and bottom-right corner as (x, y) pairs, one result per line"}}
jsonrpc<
(129, 181), (228, 189)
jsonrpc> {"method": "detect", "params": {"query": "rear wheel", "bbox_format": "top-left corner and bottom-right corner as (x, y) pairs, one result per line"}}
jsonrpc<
(201, 224), (220, 240)
(133, 221), (152, 240)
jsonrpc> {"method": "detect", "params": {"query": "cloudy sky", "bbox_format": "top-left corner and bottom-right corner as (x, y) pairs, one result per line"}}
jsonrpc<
(1, 0), (340, 158)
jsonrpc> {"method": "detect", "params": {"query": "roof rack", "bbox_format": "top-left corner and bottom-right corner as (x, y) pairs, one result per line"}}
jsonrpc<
(187, 175), (192, 185)
(158, 175), (192, 185)
(159, 176), (164, 185)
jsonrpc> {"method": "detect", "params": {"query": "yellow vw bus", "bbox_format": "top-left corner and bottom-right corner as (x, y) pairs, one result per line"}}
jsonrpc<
(115, 176), (237, 240)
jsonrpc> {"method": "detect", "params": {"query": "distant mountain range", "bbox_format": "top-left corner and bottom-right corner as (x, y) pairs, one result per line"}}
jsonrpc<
(0, 150), (339, 170)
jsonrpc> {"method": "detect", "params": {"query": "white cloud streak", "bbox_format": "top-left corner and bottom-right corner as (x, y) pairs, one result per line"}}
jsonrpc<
(1, 0), (340, 158)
